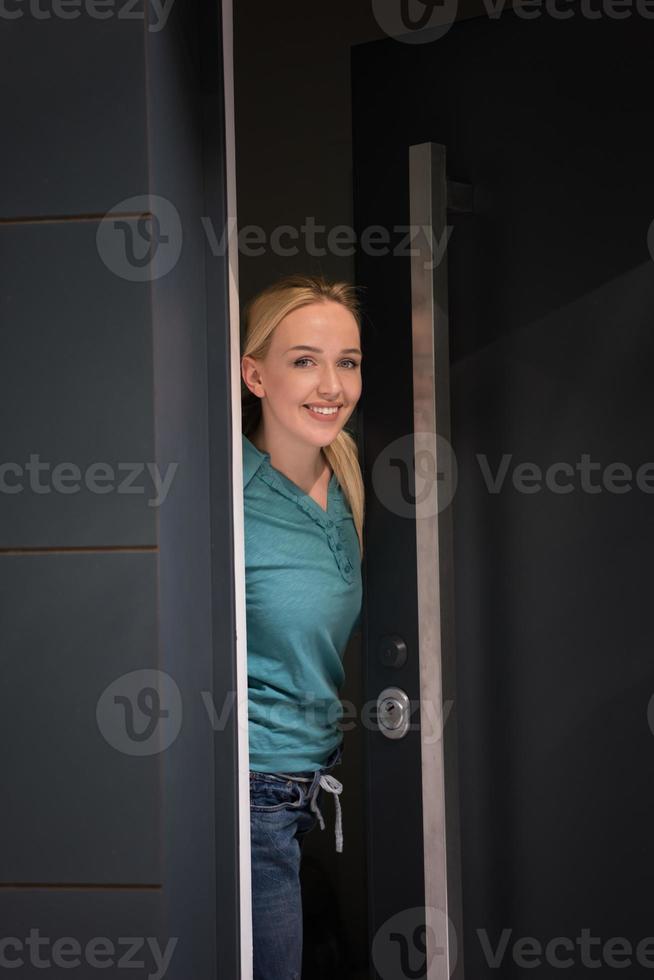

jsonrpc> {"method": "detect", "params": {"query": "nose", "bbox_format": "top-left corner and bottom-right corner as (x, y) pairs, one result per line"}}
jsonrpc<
(317, 364), (342, 399)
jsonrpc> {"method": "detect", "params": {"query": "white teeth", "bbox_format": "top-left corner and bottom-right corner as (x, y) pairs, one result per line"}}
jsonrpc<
(306, 405), (339, 415)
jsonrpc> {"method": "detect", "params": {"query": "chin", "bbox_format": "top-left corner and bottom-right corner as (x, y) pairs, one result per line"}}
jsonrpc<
(300, 427), (339, 447)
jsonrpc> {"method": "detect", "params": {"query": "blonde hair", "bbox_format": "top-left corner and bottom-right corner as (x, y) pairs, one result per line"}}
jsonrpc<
(241, 273), (365, 559)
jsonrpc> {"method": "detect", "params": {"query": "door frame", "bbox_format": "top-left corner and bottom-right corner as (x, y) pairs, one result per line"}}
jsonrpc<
(222, 0), (254, 976)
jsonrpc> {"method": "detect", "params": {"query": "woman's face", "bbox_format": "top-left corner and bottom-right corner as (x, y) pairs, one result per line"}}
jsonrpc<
(243, 300), (362, 449)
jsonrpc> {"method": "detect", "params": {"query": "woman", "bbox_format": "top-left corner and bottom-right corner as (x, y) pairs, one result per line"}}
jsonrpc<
(240, 273), (365, 980)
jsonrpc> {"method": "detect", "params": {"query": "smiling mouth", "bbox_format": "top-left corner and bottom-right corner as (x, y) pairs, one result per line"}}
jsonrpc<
(303, 404), (342, 418)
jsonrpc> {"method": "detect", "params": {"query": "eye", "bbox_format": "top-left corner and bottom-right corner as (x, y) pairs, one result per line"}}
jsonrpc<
(293, 357), (361, 368)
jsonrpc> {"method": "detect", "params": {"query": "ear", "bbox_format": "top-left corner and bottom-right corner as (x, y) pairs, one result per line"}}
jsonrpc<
(241, 355), (265, 397)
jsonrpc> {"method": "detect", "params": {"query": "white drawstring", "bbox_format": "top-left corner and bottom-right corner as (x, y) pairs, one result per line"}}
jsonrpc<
(309, 774), (344, 853)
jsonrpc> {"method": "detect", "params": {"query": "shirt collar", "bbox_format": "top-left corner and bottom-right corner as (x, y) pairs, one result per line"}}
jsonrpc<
(241, 431), (348, 523)
(242, 432), (269, 489)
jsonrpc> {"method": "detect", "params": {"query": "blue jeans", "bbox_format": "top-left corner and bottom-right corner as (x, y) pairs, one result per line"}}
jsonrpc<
(249, 742), (344, 980)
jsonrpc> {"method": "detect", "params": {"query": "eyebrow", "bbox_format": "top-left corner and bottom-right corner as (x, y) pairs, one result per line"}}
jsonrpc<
(284, 345), (362, 355)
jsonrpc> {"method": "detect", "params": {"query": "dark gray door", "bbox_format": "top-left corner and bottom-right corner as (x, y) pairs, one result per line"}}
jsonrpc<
(0, 4), (241, 978)
(353, 10), (654, 980)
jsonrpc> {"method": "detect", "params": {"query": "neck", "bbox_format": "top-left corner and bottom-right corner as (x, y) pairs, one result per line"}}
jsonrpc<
(250, 422), (331, 493)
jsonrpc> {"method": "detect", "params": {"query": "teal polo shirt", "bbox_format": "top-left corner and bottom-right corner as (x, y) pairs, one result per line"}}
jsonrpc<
(242, 432), (363, 772)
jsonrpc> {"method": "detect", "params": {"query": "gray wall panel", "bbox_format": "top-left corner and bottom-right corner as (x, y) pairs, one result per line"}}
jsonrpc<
(0, 553), (161, 884)
(0, 13), (147, 219)
(0, 221), (156, 547)
(0, 890), (163, 979)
